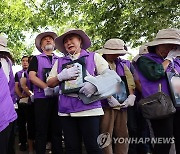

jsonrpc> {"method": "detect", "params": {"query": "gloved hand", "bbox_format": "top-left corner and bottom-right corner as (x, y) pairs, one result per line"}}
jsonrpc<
(120, 94), (136, 108)
(57, 66), (79, 82)
(30, 94), (34, 102)
(79, 82), (97, 97)
(54, 86), (60, 96)
(44, 87), (54, 97)
(165, 47), (180, 62)
(107, 96), (120, 108)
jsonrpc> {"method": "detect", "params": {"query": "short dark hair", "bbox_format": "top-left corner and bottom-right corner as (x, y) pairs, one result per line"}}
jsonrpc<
(21, 56), (29, 61)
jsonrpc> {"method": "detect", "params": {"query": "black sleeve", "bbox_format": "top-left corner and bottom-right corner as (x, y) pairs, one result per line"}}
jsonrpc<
(28, 56), (38, 73)
(0, 62), (1, 68)
(15, 73), (19, 82)
(24, 73), (27, 78)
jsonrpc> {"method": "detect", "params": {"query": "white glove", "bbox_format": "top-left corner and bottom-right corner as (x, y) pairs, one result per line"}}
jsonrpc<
(57, 66), (79, 82)
(165, 47), (180, 62)
(121, 94), (136, 108)
(54, 86), (59, 96)
(79, 82), (97, 97)
(30, 94), (34, 102)
(44, 87), (54, 97)
(107, 96), (120, 108)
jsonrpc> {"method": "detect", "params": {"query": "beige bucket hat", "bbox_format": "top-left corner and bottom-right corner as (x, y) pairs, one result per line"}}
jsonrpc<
(35, 31), (57, 53)
(96, 38), (129, 55)
(132, 45), (148, 62)
(0, 36), (10, 53)
(146, 28), (180, 47)
(55, 28), (91, 53)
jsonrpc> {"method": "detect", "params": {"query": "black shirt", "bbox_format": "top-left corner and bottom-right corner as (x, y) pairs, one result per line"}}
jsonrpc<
(15, 71), (27, 82)
(0, 62), (1, 68)
(28, 55), (53, 73)
(15, 73), (19, 82)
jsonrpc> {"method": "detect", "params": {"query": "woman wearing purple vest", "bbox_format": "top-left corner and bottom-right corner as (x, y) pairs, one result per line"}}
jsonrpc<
(29, 32), (63, 154)
(0, 35), (17, 154)
(135, 28), (180, 154)
(47, 29), (112, 154)
(97, 38), (136, 154)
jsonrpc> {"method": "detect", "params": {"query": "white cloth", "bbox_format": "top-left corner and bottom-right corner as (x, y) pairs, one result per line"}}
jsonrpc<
(0, 58), (10, 82)
(85, 69), (121, 96)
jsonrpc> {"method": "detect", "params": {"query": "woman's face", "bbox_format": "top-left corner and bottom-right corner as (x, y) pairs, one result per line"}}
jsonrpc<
(64, 34), (82, 54)
(156, 44), (177, 58)
(104, 54), (120, 62)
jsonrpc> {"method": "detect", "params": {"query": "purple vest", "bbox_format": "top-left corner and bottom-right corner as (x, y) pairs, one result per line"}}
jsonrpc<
(16, 69), (26, 100)
(0, 66), (17, 132)
(136, 53), (180, 98)
(57, 49), (102, 113)
(102, 58), (131, 108)
(24, 71), (31, 91)
(33, 53), (58, 98)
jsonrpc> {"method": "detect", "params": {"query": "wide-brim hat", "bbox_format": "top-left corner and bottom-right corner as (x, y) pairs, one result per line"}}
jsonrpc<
(35, 32), (57, 53)
(0, 36), (10, 53)
(96, 38), (129, 55)
(132, 45), (148, 62)
(146, 28), (180, 47)
(55, 28), (91, 53)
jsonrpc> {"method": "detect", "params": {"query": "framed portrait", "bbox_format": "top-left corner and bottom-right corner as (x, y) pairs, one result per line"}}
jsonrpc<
(112, 76), (129, 104)
(61, 57), (86, 94)
(42, 68), (52, 82)
(167, 71), (180, 107)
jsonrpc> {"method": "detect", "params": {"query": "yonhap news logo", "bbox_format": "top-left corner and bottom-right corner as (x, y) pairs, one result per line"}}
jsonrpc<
(97, 133), (175, 149)
(97, 132), (111, 149)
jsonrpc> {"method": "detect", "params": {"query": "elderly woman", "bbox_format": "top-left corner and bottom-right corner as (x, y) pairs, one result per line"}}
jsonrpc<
(47, 29), (118, 154)
(97, 38), (136, 154)
(0, 36), (17, 154)
(135, 28), (180, 154)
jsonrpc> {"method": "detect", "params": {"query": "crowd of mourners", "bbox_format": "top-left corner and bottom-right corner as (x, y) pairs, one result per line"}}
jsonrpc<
(0, 28), (180, 154)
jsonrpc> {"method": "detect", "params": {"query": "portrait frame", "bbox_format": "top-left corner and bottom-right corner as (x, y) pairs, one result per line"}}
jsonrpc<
(112, 76), (129, 104)
(167, 71), (180, 108)
(61, 57), (86, 94)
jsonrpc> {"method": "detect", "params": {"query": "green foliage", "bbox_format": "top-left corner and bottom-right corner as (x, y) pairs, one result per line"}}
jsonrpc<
(0, 0), (179, 63)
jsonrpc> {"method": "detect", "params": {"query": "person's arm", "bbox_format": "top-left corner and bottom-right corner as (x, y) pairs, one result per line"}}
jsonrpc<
(94, 53), (109, 75)
(14, 73), (26, 98)
(20, 77), (32, 96)
(29, 71), (48, 89)
(137, 56), (165, 81)
(47, 60), (59, 88)
(28, 56), (48, 89)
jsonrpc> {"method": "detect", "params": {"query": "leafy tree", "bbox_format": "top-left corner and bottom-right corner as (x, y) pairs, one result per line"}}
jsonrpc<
(0, 0), (179, 63)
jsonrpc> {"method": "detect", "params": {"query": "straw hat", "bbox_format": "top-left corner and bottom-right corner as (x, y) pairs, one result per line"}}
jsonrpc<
(0, 36), (10, 53)
(132, 45), (148, 62)
(55, 28), (91, 53)
(96, 39), (128, 55)
(146, 28), (180, 47)
(35, 32), (57, 53)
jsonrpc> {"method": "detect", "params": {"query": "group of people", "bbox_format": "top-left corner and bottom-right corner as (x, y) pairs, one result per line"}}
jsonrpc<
(0, 27), (180, 154)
